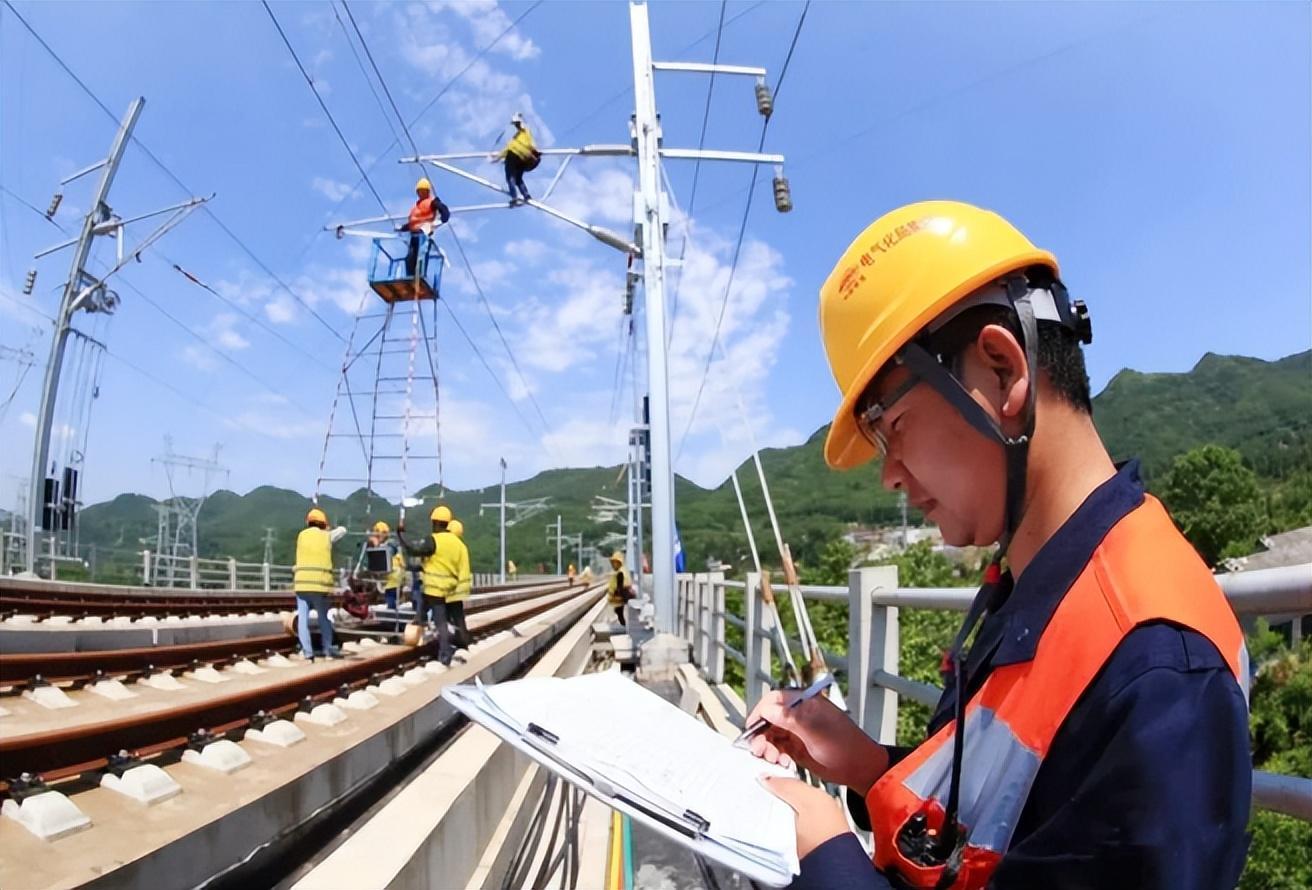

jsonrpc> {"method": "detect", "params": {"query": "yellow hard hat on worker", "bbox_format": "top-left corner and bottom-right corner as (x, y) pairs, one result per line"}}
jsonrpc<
(431, 504), (453, 523)
(819, 200), (1064, 470)
(306, 507), (328, 526)
(448, 519), (464, 537)
(415, 177), (432, 193)
(609, 551), (624, 565)
(372, 520), (390, 535)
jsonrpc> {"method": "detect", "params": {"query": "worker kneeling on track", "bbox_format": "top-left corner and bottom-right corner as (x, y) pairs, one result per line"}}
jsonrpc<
(397, 504), (470, 665)
(293, 506), (348, 661)
(750, 201), (1251, 889)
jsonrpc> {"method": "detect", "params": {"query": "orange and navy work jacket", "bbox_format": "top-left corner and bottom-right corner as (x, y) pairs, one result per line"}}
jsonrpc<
(854, 482), (1249, 890)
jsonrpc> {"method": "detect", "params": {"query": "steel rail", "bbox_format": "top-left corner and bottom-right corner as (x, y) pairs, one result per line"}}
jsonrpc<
(0, 582), (578, 686)
(0, 584), (603, 782)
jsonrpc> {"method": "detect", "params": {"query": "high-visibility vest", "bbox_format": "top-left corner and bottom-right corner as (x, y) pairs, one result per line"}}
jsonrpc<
(504, 128), (536, 162)
(293, 527), (335, 594)
(606, 565), (629, 605)
(865, 495), (1248, 888)
(387, 550), (405, 590)
(408, 197), (436, 231)
(453, 545), (472, 602)
(421, 531), (465, 599)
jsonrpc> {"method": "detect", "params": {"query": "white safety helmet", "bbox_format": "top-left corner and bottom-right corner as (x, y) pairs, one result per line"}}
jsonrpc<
(510, 112), (525, 126)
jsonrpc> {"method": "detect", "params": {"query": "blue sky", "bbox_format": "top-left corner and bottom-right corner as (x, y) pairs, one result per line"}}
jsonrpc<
(0, 0), (1308, 512)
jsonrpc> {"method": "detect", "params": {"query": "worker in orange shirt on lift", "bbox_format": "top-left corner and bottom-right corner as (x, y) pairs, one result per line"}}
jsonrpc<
(398, 177), (450, 278)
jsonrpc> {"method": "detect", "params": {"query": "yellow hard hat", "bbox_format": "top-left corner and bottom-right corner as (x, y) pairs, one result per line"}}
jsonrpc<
(372, 520), (390, 535)
(307, 507), (328, 525)
(609, 551), (624, 564)
(431, 505), (453, 523)
(819, 201), (1058, 470)
(448, 519), (464, 536)
(416, 177), (432, 193)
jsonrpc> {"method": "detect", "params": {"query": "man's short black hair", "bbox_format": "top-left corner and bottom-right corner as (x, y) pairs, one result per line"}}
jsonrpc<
(925, 301), (1093, 415)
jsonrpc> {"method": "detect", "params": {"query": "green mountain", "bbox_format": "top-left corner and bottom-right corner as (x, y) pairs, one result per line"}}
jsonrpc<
(71, 349), (1311, 578)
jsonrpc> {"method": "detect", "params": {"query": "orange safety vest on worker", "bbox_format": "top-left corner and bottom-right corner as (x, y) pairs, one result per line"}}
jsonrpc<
(863, 495), (1248, 889)
(293, 527), (335, 594)
(407, 197), (437, 231)
(420, 531), (468, 600)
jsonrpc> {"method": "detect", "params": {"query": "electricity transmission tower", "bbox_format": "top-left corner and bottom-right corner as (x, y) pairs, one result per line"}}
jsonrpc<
(150, 437), (228, 587)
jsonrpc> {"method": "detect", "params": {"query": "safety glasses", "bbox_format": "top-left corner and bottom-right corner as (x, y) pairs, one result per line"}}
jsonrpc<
(855, 373), (919, 457)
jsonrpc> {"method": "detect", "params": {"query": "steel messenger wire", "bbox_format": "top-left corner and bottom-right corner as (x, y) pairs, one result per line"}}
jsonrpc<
(677, 0), (811, 462)
(339, 1), (559, 455)
(2, 0), (347, 344)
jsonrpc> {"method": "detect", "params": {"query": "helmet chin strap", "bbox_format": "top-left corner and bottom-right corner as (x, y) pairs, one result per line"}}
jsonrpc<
(896, 274), (1040, 557)
(892, 276), (1041, 881)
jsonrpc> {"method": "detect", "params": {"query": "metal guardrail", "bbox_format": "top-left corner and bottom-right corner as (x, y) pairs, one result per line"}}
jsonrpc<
(675, 563), (1312, 823)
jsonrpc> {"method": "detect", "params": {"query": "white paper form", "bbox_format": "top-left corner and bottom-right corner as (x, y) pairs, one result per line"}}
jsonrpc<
(477, 670), (800, 875)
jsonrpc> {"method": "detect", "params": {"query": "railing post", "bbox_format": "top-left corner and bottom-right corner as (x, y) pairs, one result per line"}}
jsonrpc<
(189, 555), (199, 590)
(848, 565), (900, 744)
(228, 557), (238, 590)
(263, 561), (272, 591)
(708, 571), (725, 684)
(699, 573), (713, 671)
(676, 574), (686, 637)
(690, 573), (704, 667)
(744, 571), (773, 711)
(142, 549), (152, 585)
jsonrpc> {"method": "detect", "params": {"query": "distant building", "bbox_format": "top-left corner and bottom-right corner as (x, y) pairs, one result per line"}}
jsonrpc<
(1223, 525), (1312, 644)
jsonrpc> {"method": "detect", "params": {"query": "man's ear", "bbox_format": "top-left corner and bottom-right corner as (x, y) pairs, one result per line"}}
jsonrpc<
(973, 324), (1030, 420)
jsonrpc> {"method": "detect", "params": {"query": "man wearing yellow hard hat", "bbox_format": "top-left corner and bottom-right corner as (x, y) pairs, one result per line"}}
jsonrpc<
(606, 551), (634, 626)
(370, 520), (405, 614)
(747, 202), (1249, 888)
(399, 177), (450, 278)
(397, 504), (469, 665)
(293, 505), (348, 660)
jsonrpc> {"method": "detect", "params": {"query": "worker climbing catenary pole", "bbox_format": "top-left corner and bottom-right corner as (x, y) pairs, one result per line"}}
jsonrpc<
(490, 112), (539, 206)
(292, 507), (347, 661)
(744, 201), (1252, 889)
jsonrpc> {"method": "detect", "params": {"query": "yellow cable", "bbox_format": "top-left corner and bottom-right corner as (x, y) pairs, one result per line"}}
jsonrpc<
(607, 810), (624, 890)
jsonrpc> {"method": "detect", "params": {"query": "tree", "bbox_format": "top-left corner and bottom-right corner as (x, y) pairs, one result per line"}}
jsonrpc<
(1157, 445), (1266, 566)
(800, 537), (858, 586)
(1240, 638), (1312, 889)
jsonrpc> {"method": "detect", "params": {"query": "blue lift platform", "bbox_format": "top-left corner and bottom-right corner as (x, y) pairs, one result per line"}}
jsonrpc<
(368, 232), (444, 303)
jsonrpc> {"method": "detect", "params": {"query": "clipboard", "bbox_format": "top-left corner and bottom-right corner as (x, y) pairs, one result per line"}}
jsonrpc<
(443, 677), (798, 887)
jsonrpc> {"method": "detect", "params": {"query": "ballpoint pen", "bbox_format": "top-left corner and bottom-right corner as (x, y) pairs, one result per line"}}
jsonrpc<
(731, 674), (836, 748)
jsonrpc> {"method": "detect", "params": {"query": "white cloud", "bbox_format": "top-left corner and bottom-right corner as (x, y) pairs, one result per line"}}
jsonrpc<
(504, 238), (547, 263)
(265, 294), (298, 324)
(549, 164), (634, 227)
(540, 416), (632, 469)
(428, 0), (540, 61)
(180, 343), (218, 372)
(18, 411), (35, 428)
(312, 177), (355, 202)
(211, 313), (251, 351)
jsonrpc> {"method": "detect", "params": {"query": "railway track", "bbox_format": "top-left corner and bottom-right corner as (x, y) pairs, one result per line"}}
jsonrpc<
(0, 583), (604, 786)
(0, 579), (578, 687)
(0, 575), (562, 620)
